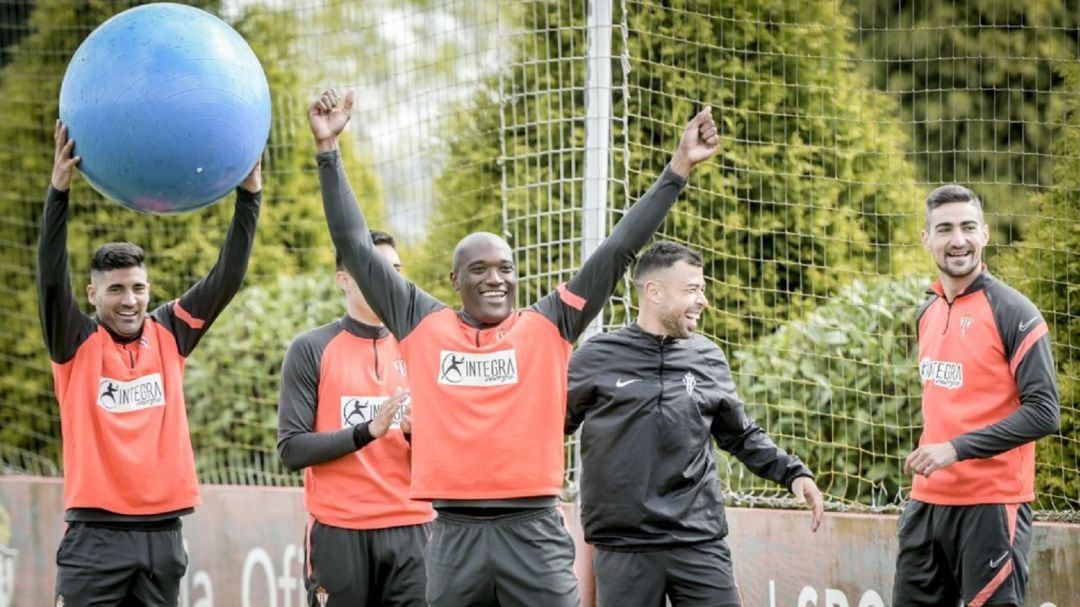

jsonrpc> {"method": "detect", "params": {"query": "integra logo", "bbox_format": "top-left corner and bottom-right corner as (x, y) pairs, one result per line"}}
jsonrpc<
(437, 350), (518, 386)
(340, 395), (402, 429)
(97, 373), (166, 412)
(919, 358), (963, 390)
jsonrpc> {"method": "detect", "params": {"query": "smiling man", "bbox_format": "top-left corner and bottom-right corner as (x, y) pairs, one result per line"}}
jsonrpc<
(451, 232), (518, 324)
(38, 120), (261, 606)
(309, 88), (718, 606)
(894, 184), (1060, 607)
(565, 241), (823, 607)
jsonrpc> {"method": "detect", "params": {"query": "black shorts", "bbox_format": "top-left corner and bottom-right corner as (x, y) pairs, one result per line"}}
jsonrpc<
(893, 500), (1032, 607)
(594, 538), (741, 607)
(305, 519), (430, 607)
(55, 520), (187, 607)
(424, 507), (579, 607)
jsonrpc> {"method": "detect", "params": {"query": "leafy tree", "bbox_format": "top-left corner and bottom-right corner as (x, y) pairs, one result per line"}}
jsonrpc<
(624, 0), (922, 346)
(427, 0), (921, 349)
(996, 62), (1080, 513)
(850, 0), (1080, 246)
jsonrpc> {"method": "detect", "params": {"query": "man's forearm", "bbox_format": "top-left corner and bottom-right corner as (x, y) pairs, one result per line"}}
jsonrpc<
(316, 149), (439, 338)
(172, 189), (261, 337)
(317, 150), (371, 262)
(38, 187), (85, 362)
(588, 165), (687, 280)
(562, 166), (688, 319)
(278, 428), (367, 471)
(952, 401), (1060, 460)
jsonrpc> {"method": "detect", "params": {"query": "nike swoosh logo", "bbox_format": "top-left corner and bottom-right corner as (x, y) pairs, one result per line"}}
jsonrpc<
(989, 551), (1010, 569)
(1019, 316), (1039, 332)
(615, 378), (641, 388)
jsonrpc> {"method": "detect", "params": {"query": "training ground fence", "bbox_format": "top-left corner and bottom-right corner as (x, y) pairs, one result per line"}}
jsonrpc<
(0, 0), (1076, 522)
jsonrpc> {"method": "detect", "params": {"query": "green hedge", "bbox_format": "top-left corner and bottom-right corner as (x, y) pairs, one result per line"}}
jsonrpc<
(726, 275), (926, 507)
(185, 273), (343, 486)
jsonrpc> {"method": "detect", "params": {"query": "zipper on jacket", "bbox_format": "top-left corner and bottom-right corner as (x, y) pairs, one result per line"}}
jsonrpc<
(657, 340), (666, 411)
(372, 338), (382, 381)
(939, 278), (982, 335)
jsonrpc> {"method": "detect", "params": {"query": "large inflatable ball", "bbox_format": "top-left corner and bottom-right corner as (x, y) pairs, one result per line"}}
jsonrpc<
(59, 3), (271, 214)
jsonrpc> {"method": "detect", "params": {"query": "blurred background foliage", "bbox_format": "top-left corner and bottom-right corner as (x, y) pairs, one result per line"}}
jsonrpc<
(0, 0), (1075, 515)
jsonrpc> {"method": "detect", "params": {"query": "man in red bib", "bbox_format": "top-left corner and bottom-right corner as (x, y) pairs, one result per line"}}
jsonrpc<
(39, 120), (261, 606)
(278, 232), (434, 606)
(308, 88), (718, 606)
(893, 184), (1060, 607)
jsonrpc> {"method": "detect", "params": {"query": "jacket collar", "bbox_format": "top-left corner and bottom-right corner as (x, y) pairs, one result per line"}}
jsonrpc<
(340, 314), (389, 340)
(457, 308), (517, 330)
(927, 266), (995, 300)
(628, 321), (682, 345)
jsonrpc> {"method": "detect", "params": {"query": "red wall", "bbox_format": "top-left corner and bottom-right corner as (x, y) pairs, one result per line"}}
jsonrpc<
(2, 477), (1077, 606)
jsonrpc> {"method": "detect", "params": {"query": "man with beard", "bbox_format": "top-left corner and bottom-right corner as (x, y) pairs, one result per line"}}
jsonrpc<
(565, 241), (823, 606)
(893, 184), (1060, 607)
(39, 120), (261, 606)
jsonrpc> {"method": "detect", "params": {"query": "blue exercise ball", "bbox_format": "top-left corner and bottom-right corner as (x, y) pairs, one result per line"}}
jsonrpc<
(59, 3), (271, 214)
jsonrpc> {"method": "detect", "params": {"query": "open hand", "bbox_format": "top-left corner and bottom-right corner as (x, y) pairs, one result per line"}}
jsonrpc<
(369, 389), (410, 439)
(792, 476), (824, 532)
(51, 120), (81, 191)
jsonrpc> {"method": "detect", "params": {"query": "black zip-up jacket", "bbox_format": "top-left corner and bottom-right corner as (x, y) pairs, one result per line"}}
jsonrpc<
(566, 324), (813, 550)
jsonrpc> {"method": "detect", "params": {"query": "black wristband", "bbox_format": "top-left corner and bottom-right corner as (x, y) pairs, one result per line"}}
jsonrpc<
(352, 422), (374, 449)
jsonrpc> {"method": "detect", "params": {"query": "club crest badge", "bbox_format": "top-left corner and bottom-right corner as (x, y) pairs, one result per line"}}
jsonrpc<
(682, 372), (697, 396)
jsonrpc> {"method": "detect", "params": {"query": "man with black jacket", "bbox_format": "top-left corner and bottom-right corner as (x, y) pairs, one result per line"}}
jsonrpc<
(566, 241), (823, 607)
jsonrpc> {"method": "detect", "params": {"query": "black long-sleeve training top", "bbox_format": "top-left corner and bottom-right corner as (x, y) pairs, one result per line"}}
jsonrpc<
(567, 324), (813, 549)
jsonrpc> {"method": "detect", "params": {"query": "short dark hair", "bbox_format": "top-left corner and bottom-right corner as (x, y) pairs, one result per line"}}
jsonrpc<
(925, 184), (983, 227)
(336, 230), (397, 271)
(633, 241), (703, 284)
(91, 242), (145, 274)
